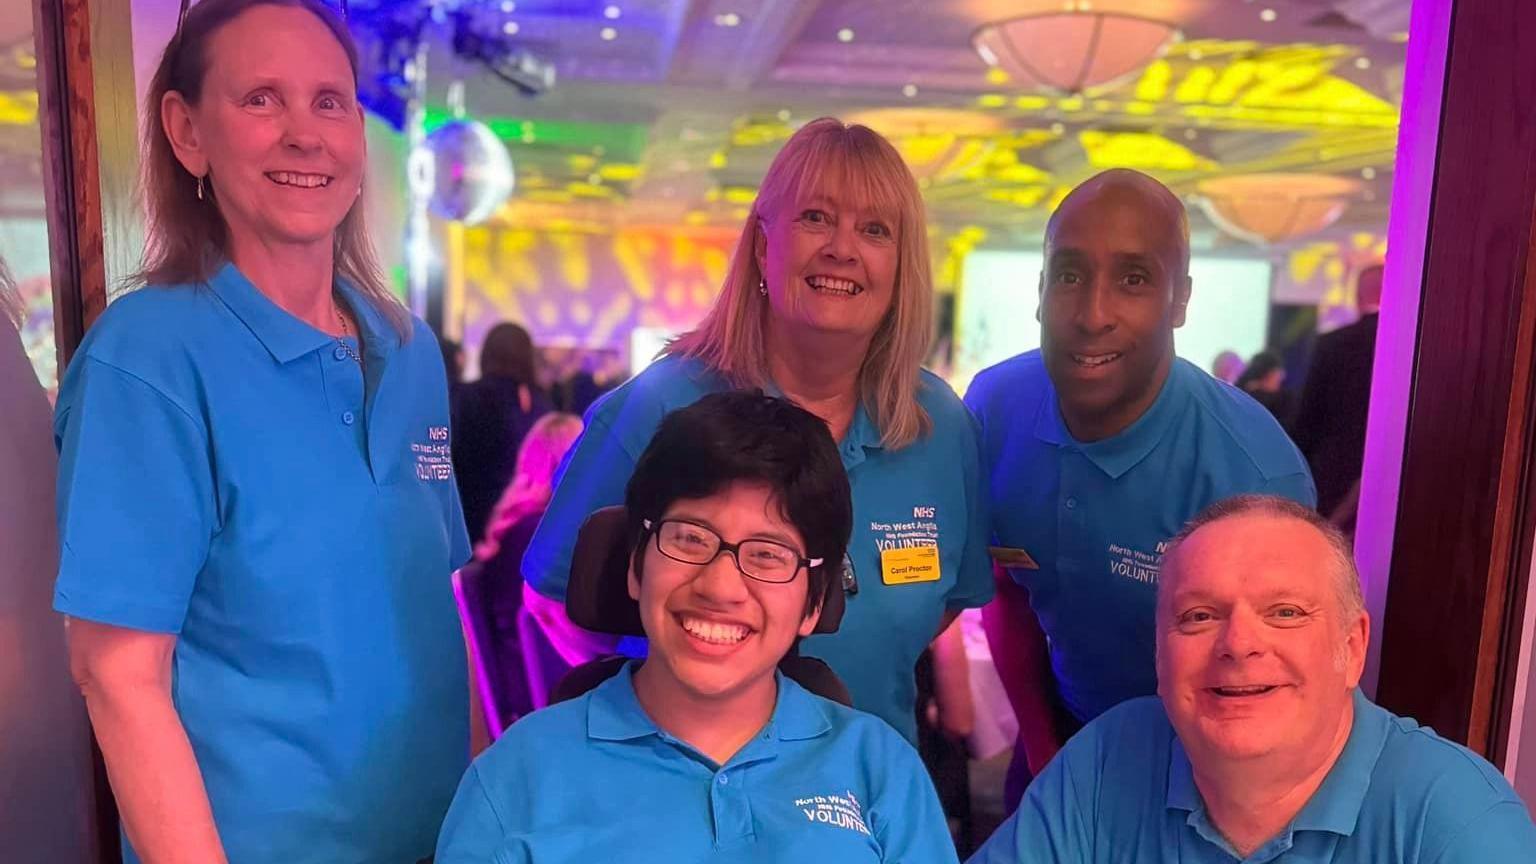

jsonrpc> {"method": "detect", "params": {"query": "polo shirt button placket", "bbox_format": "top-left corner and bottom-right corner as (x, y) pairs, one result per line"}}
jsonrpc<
(333, 345), (348, 361)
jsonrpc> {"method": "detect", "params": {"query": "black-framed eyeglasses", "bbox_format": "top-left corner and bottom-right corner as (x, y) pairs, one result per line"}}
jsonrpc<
(175, 0), (350, 45)
(643, 519), (822, 584)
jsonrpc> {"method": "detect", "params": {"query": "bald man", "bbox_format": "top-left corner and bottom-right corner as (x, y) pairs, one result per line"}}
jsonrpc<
(964, 170), (1315, 811)
(1293, 264), (1384, 523)
(969, 495), (1536, 863)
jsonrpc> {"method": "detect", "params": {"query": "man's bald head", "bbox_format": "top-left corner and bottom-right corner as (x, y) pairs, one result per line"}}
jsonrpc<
(1047, 169), (1191, 276)
(1356, 264), (1384, 314)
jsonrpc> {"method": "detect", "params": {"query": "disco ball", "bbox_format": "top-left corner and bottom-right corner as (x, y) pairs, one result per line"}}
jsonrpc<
(419, 120), (515, 225)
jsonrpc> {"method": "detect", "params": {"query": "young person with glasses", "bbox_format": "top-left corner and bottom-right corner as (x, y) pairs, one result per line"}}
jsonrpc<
(437, 392), (958, 863)
(520, 118), (995, 747)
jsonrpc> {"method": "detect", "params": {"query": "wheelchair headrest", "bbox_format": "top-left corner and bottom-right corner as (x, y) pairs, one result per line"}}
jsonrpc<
(565, 506), (846, 637)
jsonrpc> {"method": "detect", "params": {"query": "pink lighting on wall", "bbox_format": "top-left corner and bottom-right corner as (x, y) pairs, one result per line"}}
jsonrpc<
(1356, 0), (1453, 698)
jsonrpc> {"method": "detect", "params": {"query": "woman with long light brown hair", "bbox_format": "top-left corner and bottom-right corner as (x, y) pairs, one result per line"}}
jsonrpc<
(520, 118), (995, 743)
(52, 1), (471, 861)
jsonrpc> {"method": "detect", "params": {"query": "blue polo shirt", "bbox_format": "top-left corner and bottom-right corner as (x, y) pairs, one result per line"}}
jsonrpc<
(522, 355), (995, 742)
(964, 352), (1314, 721)
(436, 661), (959, 863)
(968, 690), (1536, 863)
(53, 263), (472, 863)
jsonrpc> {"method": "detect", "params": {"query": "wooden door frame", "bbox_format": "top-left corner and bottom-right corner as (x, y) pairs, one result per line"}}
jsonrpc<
(1369, 0), (1536, 763)
(34, 0), (123, 860)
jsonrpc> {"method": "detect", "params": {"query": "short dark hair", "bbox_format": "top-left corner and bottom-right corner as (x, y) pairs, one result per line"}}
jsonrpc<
(1161, 494), (1363, 621)
(625, 391), (853, 617)
(479, 322), (537, 385)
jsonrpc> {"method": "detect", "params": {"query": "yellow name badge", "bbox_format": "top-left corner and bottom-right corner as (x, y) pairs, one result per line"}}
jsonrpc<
(880, 545), (941, 585)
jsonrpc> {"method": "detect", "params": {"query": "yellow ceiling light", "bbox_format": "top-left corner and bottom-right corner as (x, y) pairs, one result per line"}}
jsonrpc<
(1194, 174), (1363, 244)
(843, 108), (1004, 139)
(1078, 131), (1215, 172)
(721, 186), (757, 205)
(597, 163), (642, 182)
(985, 187), (1052, 208)
(972, 2), (1180, 95)
(0, 91), (38, 125)
(843, 109), (1005, 181)
(1125, 42), (1398, 131)
(729, 117), (795, 149)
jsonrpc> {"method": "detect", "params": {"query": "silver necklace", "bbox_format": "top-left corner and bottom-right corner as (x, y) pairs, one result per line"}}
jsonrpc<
(336, 304), (364, 366)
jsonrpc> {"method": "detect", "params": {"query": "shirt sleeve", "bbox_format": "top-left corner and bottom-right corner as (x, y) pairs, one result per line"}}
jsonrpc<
(447, 479), (473, 571)
(965, 734), (1093, 864)
(53, 357), (217, 634)
(435, 763), (511, 864)
(1426, 800), (1536, 864)
(1261, 469), (1318, 509)
(873, 735), (962, 863)
(520, 409), (643, 601)
(946, 409), (996, 610)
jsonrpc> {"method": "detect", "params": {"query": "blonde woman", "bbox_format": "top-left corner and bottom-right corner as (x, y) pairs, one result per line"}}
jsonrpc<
(521, 117), (994, 743)
(468, 412), (582, 716)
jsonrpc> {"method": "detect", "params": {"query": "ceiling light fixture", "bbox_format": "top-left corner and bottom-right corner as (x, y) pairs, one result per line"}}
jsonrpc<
(837, 28), (855, 43)
(1195, 174), (1363, 244)
(972, 2), (1180, 95)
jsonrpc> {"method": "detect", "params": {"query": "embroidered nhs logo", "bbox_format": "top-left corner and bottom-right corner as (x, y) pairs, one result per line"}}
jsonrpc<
(795, 790), (870, 836)
(412, 426), (452, 482)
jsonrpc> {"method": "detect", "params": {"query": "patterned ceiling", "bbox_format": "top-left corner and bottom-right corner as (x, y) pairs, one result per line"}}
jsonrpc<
(0, 20), (42, 217)
(414, 0), (1410, 251)
(1, 0), (1413, 246)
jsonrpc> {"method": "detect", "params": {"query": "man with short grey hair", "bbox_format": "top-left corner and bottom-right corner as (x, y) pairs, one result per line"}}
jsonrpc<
(969, 494), (1536, 863)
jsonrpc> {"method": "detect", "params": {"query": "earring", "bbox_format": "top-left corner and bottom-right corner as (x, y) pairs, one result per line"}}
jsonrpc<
(758, 278), (767, 296)
(196, 175), (205, 201)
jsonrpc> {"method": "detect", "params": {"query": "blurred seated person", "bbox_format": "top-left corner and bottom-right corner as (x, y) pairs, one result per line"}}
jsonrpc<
(969, 495), (1536, 863)
(1235, 351), (1296, 432)
(1211, 350), (1245, 385)
(436, 392), (958, 863)
(453, 322), (552, 544)
(464, 412), (583, 717)
(916, 619), (977, 855)
(440, 335), (465, 400)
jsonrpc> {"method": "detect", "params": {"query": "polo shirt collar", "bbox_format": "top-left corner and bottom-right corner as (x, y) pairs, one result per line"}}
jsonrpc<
(1167, 689), (1387, 841)
(208, 261), (398, 365)
(587, 661), (833, 745)
(1037, 359), (1191, 480)
(838, 400), (883, 468)
(1289, 690), (1390, 834)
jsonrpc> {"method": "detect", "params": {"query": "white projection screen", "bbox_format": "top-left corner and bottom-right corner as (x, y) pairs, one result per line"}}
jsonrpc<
(952, 251), (1273, 392)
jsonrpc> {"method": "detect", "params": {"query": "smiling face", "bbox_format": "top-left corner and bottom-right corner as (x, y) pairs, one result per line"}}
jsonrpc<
(1040, 173), (1192, 441)
(162, 4), (365, 253)
(1157, 512), (1367, 767)
(628, 481), (822, 705)
(754, 167), (901, 347)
